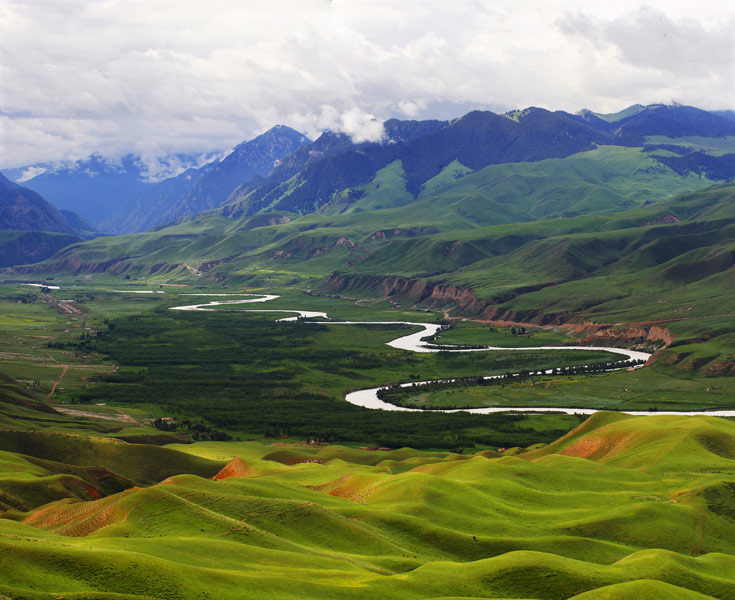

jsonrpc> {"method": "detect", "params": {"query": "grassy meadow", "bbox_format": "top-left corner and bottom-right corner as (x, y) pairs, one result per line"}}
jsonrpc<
(1, 413), (735, 598)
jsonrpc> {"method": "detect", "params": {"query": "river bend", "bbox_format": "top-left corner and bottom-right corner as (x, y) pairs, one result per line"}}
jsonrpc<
(167, 294), (735, 417)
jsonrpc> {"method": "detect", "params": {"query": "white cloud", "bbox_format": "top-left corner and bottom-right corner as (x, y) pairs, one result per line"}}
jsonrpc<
(397, 101), (423, 118)
(0, 0), (732, 168)
(339, 108), (385, 143)
(15, 165), (48, 182)
(559, 8), (734, 78)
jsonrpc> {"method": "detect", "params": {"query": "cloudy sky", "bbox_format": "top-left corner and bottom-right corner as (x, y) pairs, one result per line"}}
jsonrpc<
(1, 0), (733, 169)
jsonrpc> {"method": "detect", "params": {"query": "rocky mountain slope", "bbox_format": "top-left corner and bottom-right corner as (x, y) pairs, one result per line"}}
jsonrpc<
(0, 173), (91, 267)
(0, 172), (76, 235)
(157, 125), (311, 225)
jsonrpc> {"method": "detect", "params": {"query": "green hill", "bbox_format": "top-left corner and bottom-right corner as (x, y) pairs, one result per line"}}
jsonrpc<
(1, 413), (734, 598)
(9, 147), (727, 281)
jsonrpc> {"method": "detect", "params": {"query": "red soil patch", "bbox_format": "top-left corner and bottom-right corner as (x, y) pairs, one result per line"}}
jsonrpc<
(59, 504), (119, 537)
(24, 494), (124, 536)
(211, 457), (255, 480)
(478, 450), (501, 458)
(311, 475), (375, 502)
(24, 489), (168, 537)
(560, 431), (636, 461)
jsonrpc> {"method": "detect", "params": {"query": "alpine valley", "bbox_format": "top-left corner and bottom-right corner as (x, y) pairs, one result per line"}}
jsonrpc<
(2, 103), (735, 600)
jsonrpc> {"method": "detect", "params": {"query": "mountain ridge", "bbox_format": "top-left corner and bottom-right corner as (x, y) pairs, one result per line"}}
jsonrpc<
(0, 172), (76, 235)
(8, 104), (733, 233)
(220, 104), (734, 220)
(158, 125), (311, 225)
(0, 172), (94, 266)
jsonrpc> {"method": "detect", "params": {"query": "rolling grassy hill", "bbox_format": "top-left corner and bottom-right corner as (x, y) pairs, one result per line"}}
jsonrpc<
(0, 369), (225, 513)
(1, 412), (734, 598)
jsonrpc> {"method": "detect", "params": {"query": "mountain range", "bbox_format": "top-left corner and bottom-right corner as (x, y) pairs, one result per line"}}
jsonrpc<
(7, 104), (734, 237)
(7, 127), (310, 235)
(2, 102), (734, 273)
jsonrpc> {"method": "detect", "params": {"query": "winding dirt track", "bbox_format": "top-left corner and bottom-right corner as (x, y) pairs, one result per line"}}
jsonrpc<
(46, 365), (68, 400)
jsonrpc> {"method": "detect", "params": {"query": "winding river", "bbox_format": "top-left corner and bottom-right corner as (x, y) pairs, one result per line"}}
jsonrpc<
(166, 293), (735, 418)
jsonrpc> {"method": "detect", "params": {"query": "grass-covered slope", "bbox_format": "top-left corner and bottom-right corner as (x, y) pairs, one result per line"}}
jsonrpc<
(9, 147), (726, 281)
(319, 182), (735, 371)
(0, 229), (80, 268)
(0, 371), (224, 512)
(1, 413), (734, 599)
(0, 430), (224, 487)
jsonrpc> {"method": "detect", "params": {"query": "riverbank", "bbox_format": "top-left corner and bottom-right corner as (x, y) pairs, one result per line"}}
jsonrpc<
(164, 294), (735, 417)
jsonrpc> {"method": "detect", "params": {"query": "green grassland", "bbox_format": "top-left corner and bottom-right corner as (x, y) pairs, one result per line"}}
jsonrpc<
(1, 145), (735, 598)
(9, 146), (723, 286)
(432, 322), (572, 347)
(0, 284), (168, 400)
(381, 315), (735, 411)
(644, 135), (735, 156)
(1, 412), (734, 598)
(324, 159), (416, 214)
(0, 285), (200, 441)
(380, 368), (735, 412)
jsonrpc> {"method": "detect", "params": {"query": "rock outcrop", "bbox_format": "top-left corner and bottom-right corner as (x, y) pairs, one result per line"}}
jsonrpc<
(321, 272), (675, 351)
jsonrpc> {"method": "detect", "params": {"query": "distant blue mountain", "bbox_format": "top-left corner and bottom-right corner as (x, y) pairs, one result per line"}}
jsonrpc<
(10, 126), (310, 234)
(0, 172), (87, 267)
(9, 152), (216, 232)
(712, 109), (735, 122)
(101, 164), (215, 234)
(12, 154), (151, 230)
(159, 125), (311, 225)
(0, 172), (76, 234)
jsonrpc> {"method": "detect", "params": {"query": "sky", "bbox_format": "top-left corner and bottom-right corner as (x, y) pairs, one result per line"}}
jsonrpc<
(1, 0), (733, 171)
